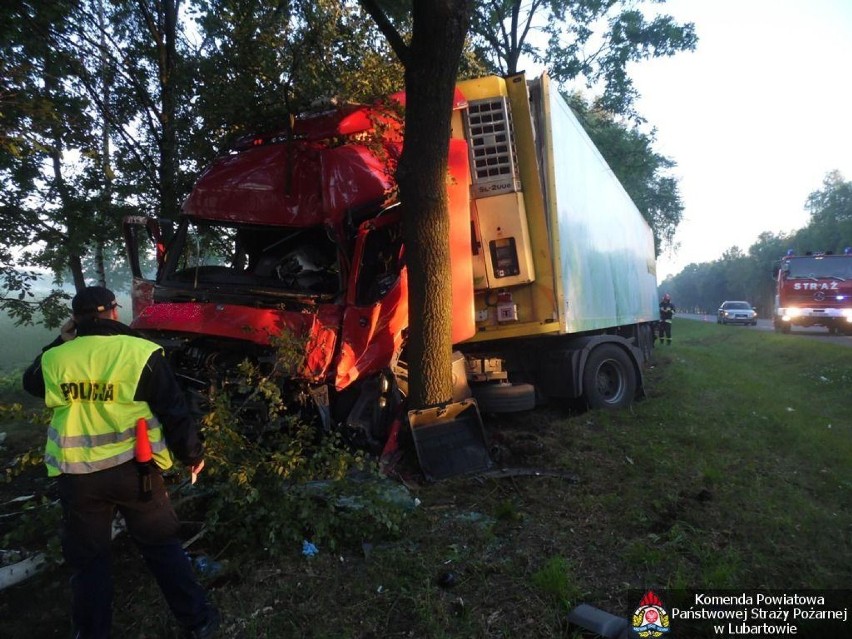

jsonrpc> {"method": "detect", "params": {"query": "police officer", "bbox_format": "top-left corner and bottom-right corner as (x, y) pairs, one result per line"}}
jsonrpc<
(22, 286), (219, 639)
(658, 293), (676, 345)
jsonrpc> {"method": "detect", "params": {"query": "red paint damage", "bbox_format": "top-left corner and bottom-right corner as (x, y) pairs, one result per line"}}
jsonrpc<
(133, 302), (341, 382)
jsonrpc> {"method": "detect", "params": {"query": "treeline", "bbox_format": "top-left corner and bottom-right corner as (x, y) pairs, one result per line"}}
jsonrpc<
(1, 0), (695, 328)
(660, 171), (852, 315)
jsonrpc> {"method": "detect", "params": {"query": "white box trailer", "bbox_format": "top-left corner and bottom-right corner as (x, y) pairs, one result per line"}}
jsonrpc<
(536, 75), (659, 333)
(453, 73), (658, 411)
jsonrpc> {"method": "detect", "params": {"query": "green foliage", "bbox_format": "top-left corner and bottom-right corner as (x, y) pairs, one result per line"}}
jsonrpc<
(493, 498), (523, 522)
(0, 405), (61, 563)
(191, 330), (412, 556)
(199, 390), (409, 554)
(0, 496), (61, 562)
(568, 92), (683, 255)
(1, 1), (96, 322)
(0, 373), (51, 485)
(0, 369), (25, 398)
(0, 0), (156, 322)
(470, 0), (697, 116)
(190, 0), (403, 156)
(531, 555), (583, 609)
(799, 170), (852, 254)
(0, 327), (413, 593)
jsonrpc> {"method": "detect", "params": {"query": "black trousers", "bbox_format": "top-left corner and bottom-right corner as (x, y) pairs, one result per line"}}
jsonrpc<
(659, 320), (672, 341)
(57, 461), (209, 638)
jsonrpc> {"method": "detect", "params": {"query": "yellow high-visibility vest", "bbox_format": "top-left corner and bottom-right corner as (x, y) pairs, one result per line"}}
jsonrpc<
(41, 335), (174, 476)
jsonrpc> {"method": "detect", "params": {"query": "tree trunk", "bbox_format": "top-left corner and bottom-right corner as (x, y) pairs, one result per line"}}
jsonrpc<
(145, 0), (181, 220)
(96, 0), (111, 288)
(398, 1), (473, 409)
(44, 58), (87, 292)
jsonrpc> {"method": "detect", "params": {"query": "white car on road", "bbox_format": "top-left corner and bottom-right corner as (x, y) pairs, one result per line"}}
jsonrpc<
(717, 301), (758, 325)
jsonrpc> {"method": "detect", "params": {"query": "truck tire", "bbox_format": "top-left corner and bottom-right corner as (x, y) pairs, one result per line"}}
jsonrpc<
(582, 345), (636, 410)
(471, 382), (536, 413)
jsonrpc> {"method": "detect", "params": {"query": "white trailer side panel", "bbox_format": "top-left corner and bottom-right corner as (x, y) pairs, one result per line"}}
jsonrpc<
(537, 79), (659, 333)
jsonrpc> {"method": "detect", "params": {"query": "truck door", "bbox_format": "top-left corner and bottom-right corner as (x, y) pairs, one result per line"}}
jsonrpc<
(122, 216), (167, 319)
(336, 212), (408, 390)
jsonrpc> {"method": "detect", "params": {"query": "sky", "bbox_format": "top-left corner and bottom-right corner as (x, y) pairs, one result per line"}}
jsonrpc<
(625, 0), (852, 281)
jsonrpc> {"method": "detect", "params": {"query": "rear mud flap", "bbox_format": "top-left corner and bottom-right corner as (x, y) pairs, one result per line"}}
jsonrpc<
(409, 398), (492, 481)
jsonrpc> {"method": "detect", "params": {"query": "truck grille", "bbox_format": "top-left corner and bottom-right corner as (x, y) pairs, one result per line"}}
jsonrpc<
(465, 97), (522, 198)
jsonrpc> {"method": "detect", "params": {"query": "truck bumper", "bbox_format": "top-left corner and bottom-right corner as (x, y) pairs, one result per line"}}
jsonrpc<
(776, 307), (852, 328)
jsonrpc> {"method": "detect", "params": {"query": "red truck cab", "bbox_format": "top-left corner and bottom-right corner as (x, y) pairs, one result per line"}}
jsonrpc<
(123, 91), (474, 449)
(773, 248), (852, 335)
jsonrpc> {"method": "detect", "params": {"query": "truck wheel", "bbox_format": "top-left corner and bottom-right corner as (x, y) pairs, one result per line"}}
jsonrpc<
(582, 345), (636, 410)
(471, 382), (536, 413)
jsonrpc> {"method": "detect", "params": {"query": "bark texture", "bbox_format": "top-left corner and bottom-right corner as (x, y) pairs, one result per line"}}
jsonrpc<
(397, 1), (473, 409)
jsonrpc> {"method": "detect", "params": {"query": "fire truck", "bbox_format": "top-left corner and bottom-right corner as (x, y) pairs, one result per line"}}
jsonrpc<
(773, 248), (852, 334)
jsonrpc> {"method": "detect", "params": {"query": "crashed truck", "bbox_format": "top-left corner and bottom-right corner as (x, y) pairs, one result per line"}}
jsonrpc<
(123, 73), (659, 473)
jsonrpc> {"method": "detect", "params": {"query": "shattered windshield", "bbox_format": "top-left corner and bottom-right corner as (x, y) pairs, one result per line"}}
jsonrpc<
(786, 256), (851, 280)
(163, 219), (341, 296)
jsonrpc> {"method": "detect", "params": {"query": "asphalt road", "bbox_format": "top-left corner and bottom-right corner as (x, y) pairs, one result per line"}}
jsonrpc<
(678, 313), (852, 347)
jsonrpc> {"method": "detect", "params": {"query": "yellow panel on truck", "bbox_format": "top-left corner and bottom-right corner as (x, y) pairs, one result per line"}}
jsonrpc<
(454, 73), (657, 344)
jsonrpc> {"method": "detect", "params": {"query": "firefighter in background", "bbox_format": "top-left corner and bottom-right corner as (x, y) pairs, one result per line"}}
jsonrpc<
(658, 293), (676, 345)
(22, 286), (220, 639)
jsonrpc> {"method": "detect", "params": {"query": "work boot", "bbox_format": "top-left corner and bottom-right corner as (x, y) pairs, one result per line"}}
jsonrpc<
(186, 605), (220, 639)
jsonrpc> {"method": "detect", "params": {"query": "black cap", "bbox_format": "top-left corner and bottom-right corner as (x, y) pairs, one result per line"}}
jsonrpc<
(72, 286), (119, 315)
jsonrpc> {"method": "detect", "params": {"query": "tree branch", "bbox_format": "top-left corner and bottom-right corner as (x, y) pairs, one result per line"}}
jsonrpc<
(358, 0), (410, 67)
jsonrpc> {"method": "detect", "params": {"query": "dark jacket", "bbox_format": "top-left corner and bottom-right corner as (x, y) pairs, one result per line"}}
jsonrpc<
(23, 318), (204, 467)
